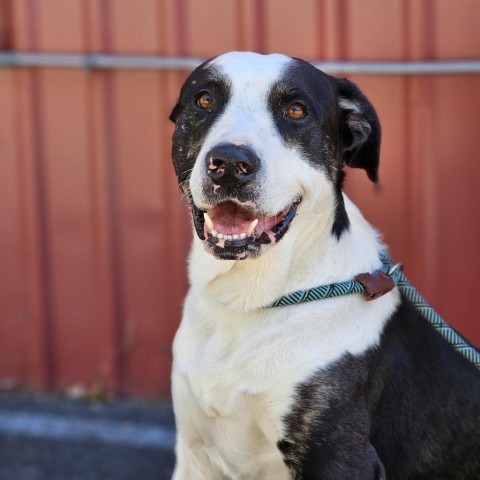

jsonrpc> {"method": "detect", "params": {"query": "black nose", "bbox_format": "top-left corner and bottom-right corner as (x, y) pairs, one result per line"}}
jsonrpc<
(205, 144), (260, 186)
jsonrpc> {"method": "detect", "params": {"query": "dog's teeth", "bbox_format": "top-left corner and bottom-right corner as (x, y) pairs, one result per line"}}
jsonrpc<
(203, 212), (214, 231)
(247, 219), (259, 236)
(204, 213), (258, 241)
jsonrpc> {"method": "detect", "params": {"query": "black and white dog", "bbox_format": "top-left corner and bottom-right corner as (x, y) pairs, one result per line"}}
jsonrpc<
(169, 52), (480, 479)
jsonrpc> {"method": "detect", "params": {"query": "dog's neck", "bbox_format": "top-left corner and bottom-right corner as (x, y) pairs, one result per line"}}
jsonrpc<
(188, 194), (384, 312)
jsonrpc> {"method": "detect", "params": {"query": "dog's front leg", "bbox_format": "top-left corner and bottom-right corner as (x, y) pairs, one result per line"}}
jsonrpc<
(313, 443), (386, 480)
(172, 436), (226, 480)
(172, 376), (226, 479)
(281, 440), (386, 480)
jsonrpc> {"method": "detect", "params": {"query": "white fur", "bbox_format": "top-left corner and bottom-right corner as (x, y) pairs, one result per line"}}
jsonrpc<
(190, 52), (303, 217)
(172, 52), (400, 480)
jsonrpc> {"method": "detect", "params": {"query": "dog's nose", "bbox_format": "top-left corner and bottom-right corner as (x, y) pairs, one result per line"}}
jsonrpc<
(205, 144), (260, 186)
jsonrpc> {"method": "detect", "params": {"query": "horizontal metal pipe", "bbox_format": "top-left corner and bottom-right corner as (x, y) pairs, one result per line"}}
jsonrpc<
(0, 52), (204, 70)
(1, 51), (480, 75)
(312, 60), (480, 75)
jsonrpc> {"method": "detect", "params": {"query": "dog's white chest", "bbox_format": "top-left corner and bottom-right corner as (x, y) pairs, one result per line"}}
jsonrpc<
(172, 298), (296, 479)
(173, 372), (290, 479)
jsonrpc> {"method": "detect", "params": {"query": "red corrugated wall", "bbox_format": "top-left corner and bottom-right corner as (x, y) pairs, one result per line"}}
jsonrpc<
(0, 0), (479, 398)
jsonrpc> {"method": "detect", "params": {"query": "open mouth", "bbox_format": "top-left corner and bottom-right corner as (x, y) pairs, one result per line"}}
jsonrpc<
(191, 198), (301, 260)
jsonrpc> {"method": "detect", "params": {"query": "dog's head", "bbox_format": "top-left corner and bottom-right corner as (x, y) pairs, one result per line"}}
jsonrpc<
(170, 52), (380, 260)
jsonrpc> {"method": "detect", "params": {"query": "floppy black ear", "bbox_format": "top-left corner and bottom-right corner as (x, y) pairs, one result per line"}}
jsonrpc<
(335, 78), (381, 182)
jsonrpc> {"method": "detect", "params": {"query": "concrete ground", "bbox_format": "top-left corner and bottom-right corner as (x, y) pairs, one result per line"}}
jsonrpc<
(0, 393), (175, 480)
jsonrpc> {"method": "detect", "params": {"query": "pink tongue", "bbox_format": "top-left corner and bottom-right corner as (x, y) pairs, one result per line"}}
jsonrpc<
(208, 203), (256, 235)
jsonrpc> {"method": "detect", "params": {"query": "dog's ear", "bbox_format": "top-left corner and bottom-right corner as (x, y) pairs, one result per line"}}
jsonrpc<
(169, 102), (182, 123)
(335, 78), (381, 182)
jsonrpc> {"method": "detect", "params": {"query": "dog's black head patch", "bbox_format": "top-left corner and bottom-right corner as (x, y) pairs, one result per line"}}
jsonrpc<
(169, 58), (232, 187)
(267, 58), (381, 183)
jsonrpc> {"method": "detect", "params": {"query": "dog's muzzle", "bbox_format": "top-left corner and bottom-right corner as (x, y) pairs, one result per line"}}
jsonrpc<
(186, 144), (301, 260)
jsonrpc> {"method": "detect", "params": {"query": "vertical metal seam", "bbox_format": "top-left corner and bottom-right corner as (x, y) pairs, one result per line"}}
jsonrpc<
(25, 0), (56, 391)
(99, 0), (126, 396)
(402, 0), (413, 266)
(0, 0), (13, 50)
(155, 0), (167, 55)
(85, 80), (109, 391)
(316, 0), (325, 59)
(157, 0), (174, 396)
(422, 0), (440, 299)
(175, 0), (188, 55)
(336, 0), (349, 60)
(235, 0), (245, 51)
(14, 68), (39, 386)
(83, 0), (111, 393)
(254, 0), (266, 54)
(81, 0), (92, 53)
(421, 0), (436, 60)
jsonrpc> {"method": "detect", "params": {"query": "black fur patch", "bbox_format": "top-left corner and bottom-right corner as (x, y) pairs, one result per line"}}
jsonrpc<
(279, 296), (480, 479)
(267, 59), (380, 239)
(170, 60), (232, 188)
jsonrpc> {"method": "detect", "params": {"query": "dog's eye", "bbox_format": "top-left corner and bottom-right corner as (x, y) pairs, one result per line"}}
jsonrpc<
(287, 102), (307, 120)
(196, 92), (214, 110)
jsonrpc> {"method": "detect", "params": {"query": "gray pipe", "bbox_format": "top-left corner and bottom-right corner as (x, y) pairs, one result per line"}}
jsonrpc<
(1, 52), (479, 75)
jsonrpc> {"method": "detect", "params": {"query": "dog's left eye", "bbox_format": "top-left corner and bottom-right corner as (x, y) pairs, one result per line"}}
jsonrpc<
(196, 92), (214, 110)
(287, 102), (307, 120)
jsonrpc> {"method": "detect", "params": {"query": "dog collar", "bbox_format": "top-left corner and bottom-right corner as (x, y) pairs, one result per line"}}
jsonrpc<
(267, 251), (403, 308)
(266, 251), (480, 370)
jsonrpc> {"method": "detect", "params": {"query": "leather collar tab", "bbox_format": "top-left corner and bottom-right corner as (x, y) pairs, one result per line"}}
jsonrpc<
(355, 271), (395, 301)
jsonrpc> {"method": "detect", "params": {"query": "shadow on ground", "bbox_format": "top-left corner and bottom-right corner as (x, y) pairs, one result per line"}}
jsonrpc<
(0, 393), (175, 480)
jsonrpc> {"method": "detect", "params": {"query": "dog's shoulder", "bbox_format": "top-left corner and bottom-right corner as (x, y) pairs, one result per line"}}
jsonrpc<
(371, 297), (480, 478)
(279, 296), (480, 479)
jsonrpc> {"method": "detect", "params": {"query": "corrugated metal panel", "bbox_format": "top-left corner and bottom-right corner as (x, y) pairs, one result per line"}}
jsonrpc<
(342, 0), (480, 344)
(0, 0), (479, 397)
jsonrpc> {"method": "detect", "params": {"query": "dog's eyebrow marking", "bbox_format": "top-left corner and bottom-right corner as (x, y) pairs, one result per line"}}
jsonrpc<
(274, 83), (297, 96)
(270, 82), (303, 102)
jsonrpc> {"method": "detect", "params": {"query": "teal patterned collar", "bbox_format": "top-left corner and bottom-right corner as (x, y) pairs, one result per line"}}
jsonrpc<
(267, 251), (402, 308)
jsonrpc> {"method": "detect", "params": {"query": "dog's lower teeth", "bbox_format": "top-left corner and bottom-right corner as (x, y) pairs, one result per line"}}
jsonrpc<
(208, 229), (249, 240)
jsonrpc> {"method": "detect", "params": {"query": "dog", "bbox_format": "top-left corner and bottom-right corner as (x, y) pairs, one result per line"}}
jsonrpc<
(169, 51), (480, 479)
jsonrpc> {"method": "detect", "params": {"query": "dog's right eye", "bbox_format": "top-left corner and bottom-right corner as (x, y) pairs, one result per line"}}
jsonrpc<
(196, 92), (214, 110)
(287, 102), (307, 120)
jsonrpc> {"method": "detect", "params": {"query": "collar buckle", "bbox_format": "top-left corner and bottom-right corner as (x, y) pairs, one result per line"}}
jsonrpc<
(355, 271), (395, 301)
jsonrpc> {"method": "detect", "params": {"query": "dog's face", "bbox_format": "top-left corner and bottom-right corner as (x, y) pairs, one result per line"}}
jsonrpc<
(170, 52), (380, 260)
